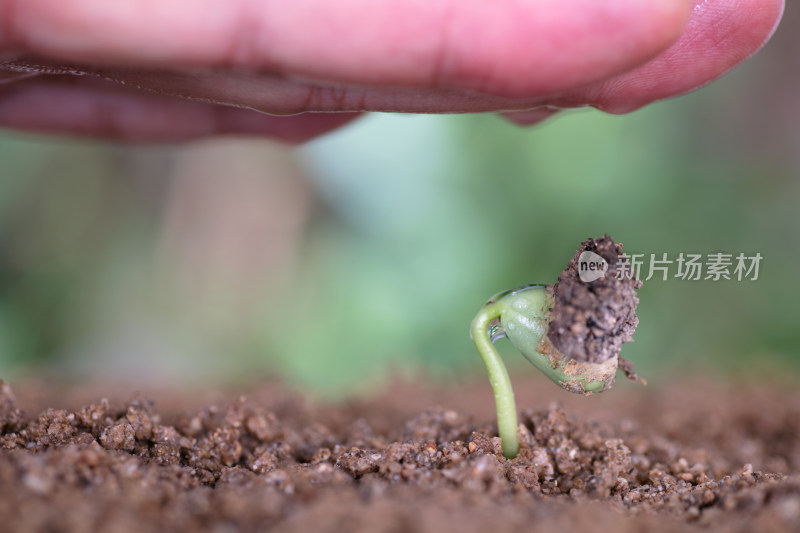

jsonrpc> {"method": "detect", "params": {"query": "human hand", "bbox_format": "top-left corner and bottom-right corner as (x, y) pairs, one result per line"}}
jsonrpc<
(0, 0), (784, 142)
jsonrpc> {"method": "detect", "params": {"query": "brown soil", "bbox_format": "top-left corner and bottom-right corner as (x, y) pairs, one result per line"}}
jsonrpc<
(548, 235), (643, 364)
(1, 375), (799, 533)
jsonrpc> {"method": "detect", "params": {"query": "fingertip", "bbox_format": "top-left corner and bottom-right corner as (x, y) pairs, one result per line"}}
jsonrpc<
(747, 0), (785, 52)
(439, 0), (693, 98)
(584, 0), (787, 114)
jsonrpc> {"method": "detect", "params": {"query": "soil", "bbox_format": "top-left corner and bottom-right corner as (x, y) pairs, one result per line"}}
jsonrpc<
(1, 375), (799, 533)
(548, 235), (643, 364)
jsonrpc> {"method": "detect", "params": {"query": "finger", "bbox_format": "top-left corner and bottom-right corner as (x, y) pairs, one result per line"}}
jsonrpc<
(0, 0), (780, 117)
(551, 0), (785, 113)
(0, 77), (360, 141)
(0, 0), (781, 138)
(3, 0), (691, 97)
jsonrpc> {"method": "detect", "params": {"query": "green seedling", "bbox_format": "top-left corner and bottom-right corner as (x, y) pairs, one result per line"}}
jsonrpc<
(470, 236), (642, 459)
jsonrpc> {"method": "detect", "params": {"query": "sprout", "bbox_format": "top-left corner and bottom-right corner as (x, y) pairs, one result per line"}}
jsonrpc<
(470, 236), (643, 459)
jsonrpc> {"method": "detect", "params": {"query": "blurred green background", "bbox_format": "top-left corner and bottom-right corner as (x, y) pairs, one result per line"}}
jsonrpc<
(1, 9), (798, 395)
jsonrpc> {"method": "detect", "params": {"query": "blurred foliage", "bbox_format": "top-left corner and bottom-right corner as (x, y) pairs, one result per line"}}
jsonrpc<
(1, 12), (799, 394)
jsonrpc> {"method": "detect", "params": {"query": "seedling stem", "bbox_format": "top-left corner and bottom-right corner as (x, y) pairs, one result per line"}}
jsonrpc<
(470, 301), (519, 459)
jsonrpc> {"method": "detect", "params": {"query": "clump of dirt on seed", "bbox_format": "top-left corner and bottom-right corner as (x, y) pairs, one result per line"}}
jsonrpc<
(547, 235), (643, 366)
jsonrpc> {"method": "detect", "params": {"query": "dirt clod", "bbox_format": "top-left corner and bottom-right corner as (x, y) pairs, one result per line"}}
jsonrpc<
(548, 235), (643, 364)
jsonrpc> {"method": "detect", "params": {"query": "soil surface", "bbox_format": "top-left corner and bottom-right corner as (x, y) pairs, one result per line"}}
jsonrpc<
(548, 235), (643, 364)
(1, 374), (799, 532)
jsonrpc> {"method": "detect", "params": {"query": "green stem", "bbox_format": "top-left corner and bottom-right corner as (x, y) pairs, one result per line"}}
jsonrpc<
(470, 302), (519, 459)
